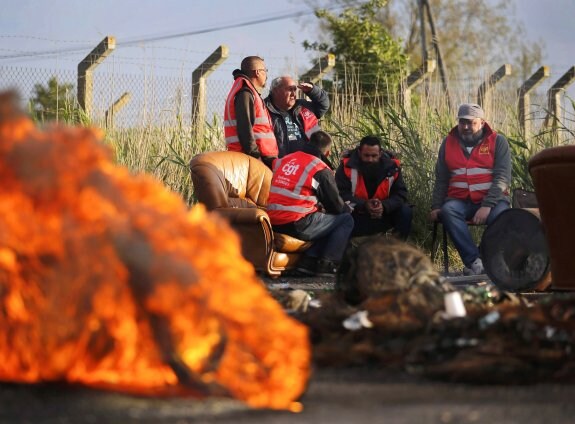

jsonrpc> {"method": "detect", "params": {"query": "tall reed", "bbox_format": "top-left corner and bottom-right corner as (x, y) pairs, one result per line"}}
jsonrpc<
(36, 69), (575, 270)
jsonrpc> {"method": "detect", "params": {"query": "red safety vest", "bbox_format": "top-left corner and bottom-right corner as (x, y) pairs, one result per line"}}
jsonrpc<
(299, 107), (320, 139)
(224, 75), (278, 157)
(445, 123), (497, 203)
(342, 157), (400, 201)
(266, 151), (329, 225)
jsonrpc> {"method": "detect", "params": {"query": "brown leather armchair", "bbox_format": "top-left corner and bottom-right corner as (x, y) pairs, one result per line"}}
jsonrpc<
(190, 151), (311, 277)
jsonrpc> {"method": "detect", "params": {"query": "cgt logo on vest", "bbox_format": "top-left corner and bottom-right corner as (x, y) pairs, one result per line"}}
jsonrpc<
(301, 109), (314, 119)
(479, 144), (490, 155)
(282, 159), (300, 176)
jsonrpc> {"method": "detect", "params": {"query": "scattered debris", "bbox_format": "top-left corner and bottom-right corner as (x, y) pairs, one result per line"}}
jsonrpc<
(277, 235), (575, 384)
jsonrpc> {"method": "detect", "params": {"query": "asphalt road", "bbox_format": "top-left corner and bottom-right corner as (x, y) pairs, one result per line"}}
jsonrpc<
(2, 367), (575, 424)
(2, 275), (571, 424)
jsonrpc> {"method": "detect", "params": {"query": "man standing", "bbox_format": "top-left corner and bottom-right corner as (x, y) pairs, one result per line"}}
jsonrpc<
(335, 135), (412, 240)
(264, 76), (330, 160)
(429, 103), (511, 275)
(267, 130), (353, 277)
(224, 56), (278, 168)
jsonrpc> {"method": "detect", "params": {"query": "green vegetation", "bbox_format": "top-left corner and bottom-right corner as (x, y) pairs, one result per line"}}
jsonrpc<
(29, 76), (88, 125)
(28, 72), (574, 271)
(23, 1), (573, 271)
(303, 0), (408, 98)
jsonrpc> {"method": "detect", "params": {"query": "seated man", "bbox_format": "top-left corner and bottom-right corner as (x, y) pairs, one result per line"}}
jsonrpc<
(264, 76), (330, 163)
(267, 130), (353, 277)
(335, 135), (412, 240)
(429, 103), (511, 275)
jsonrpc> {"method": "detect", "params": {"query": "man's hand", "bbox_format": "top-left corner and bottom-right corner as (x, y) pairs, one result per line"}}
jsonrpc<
(472, 206), (491, 225)
(429, 209), (441, 222)
(366, 199), (383, 219)
(297, 82), (313, 94)
(344, 201), (355, 214)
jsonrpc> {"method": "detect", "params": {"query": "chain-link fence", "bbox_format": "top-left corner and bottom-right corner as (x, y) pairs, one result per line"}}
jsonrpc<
(1, 58), (574, 139)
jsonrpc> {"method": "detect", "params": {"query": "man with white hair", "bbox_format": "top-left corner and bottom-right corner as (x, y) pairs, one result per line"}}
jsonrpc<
(429, 103), (511, 275)
(264, 76), (330, 162)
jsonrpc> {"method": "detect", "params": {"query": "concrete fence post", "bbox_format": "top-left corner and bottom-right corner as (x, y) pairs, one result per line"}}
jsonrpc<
(544, 66), (575, 143)
(77, 36), (116, 119)
(105, 92), (131, 129)
(518, 66), (550, 144)
(400, 59), (436, 114)
(299, 53), (336, 85)
(191, 45), (229, 140)
(477, 64), (512, 116)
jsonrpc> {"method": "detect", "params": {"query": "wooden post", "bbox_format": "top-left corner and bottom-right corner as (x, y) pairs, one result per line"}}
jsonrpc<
(517, 66), (550, 145)
(400, 60), (436, 114)
(422, 0), (451, 110)
(544, 66), (575, 143)
(105, 92), (131, 129)
(477, 64), (512, 116)
(191, 45), (228, 140)
(299, 53), (336, 85)
(77, 36), (116, 119)
(418, 0), (427, 63)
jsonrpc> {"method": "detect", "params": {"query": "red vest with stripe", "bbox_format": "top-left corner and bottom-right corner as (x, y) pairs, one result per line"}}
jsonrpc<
(266, 151), (329, 225)
(342, 157), (400, 201)
(299, 107), (320, 139)
(224, 75), (278, 157)
(445, 124), (497, 203)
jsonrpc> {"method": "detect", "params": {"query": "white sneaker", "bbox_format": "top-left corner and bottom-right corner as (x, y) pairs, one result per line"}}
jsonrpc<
(469, 258), (485, 275)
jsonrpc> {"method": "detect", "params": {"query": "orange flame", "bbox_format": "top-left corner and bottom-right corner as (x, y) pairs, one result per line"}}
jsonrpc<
(0, 92), (310, 410)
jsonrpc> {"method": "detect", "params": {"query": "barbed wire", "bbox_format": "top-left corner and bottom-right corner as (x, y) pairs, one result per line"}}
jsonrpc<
(0, 5), (330, 62)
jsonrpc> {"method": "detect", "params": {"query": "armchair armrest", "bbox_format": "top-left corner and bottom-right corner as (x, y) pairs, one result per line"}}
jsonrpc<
(213, 207), (269, 225)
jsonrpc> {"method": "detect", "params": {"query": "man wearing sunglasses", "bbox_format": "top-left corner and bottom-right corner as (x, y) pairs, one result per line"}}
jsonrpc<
(224, 56), (278, 169)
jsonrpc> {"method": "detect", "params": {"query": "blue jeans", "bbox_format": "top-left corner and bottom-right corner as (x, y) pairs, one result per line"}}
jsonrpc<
(274, 212), (354, 262)
(440, 199), (509, 267)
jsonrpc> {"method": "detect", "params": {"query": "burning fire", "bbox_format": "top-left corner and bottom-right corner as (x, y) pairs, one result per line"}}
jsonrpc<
(0, 92), (310, 410)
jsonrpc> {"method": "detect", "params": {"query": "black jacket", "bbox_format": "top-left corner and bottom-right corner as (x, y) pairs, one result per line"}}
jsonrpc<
(264, 84), (330, 158)
(231, 69), (276, 166)
(300, 143), (346, 214)
(335, 147), (409, 215)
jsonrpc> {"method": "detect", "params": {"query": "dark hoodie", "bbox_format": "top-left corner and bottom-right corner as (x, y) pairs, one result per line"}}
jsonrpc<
(299, 143), (347, 214)
(335, 147), (409, 214)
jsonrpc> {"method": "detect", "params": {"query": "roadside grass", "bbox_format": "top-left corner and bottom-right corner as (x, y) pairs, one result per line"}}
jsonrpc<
(35, 86), (575, 272)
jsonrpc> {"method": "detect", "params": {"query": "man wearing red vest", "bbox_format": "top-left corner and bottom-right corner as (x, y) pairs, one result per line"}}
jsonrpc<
(430, 103), (511, 275)
(224, 56), (278, 169)
(267, 130), (353, 277)
(264, 76), (330, 163)
(335, 135), (412, 240)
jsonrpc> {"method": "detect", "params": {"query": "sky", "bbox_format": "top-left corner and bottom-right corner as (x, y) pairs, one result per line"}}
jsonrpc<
(0, 0), (321, 80)
(1, 0), (574, 113)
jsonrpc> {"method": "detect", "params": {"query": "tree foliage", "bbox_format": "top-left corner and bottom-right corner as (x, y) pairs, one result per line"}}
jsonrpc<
(303, 0), (543, 82)
(30, 76), (76, 122)
(303, 0), (408, 98)
(385, 0), (543, 79)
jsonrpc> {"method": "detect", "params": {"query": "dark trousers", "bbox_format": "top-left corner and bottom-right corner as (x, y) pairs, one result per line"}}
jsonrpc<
(351, 204), (413, 240)
(273, 212), (354, 262)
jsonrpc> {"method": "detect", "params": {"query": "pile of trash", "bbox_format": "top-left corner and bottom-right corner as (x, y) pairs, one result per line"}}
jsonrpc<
(271, 236), (575, 384)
